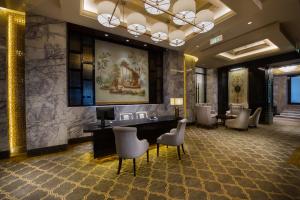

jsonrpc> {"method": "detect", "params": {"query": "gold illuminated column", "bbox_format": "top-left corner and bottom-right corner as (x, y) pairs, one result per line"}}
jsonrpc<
(7, 10), (26, 156)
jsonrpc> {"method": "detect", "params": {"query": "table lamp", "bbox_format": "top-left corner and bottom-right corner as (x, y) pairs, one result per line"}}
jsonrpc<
(170, 98), (183, 118)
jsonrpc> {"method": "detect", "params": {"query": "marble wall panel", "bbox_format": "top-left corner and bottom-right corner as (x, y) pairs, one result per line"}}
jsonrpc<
(273, 76), (288, 113)
(207, 69), (218, 113)
(0, 31), (8, 151)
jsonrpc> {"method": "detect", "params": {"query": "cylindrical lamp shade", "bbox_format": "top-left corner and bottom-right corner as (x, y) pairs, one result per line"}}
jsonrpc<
(151, 22), (168, 42)
(169, 30), (185, 47)
(97, 1), (121, 28)
(145, 0), (170, 15)
(193, 9), (214, 33)
(127, 12), (147, 36)
(170, 98), (183, 106)
(173, 0), (196, 25)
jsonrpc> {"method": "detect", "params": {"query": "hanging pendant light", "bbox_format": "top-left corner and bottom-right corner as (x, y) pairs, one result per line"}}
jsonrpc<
(151, 22), (168, 42)
(173, 0), (196, 25)
(127, 12), (147, 36)
(169, 30), (185, 47)
(97, 1), (121, 28)
(145, 0), (170, 15)
(193, 9), (215, 33)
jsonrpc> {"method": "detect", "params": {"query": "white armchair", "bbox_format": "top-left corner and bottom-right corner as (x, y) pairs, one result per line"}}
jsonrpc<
(156, 119), (187, 160)
(225, 109), (251, 130)
(226, 104), (244, 118)
(249, 107), (262, 127)
(113, 127), (149, 176)
(196, 106), (217, 127)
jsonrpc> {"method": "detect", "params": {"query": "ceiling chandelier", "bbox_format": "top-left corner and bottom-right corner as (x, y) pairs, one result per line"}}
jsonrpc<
(169, 30), (185, 47)
(172, 0), (196, 25)
(127, 12), (147, 36)
(96, 0), (215, 47)
(144, 0), (170, 15)
(151, 22), (168, 42)
(193, 9), (214, 33)
(97, 1), (121, 28)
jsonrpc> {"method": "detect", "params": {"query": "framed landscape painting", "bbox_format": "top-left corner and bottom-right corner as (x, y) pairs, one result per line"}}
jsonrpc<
(95, 40), (149, 104)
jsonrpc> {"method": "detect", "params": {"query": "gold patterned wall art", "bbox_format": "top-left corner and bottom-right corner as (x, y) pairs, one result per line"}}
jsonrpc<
(228, 68), (249, 108)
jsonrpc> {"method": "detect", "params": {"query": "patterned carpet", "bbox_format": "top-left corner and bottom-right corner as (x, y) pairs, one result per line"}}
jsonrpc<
(1, 119), (300, 200)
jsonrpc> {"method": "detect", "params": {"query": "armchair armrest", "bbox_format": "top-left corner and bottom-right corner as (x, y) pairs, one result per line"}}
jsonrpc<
(170, 128), (177, 134)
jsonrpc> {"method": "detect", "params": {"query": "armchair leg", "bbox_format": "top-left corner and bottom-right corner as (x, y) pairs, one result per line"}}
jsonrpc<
(157, 143), (159, 157)
(177, 146), (181, 160)
(147, 150), (149, 162)
(181, 144), (185, 154)
(133, 158), (136, 176)
(117, 157), (122, 175)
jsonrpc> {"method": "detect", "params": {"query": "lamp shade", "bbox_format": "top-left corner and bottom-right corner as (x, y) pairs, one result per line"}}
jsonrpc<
(127, 12), (147, 36)
(151, 22), (168, 42)
(169, 30), (185, 47)
(145, 0), (170, 15)
(170, 98), (183, 106)
(193, 9), (214, 33)
(97, 1), (121, 28)
(173, 0), (196, 25)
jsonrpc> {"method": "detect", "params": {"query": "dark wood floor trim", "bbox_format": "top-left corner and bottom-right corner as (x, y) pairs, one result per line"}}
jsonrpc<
(0, 150), (10, 159)
(68, 136), (92, 144)
(27, 144), (68, 157)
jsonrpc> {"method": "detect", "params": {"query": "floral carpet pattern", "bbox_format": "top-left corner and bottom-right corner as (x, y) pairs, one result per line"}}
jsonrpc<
(0, 118), (300, 200)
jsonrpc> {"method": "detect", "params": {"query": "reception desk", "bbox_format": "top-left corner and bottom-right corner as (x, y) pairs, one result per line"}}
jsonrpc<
(83, 116), (178, 158)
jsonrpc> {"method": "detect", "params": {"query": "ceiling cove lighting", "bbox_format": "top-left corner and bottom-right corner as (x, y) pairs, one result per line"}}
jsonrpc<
(127, 12), (147, 36)
(169, 30), (185, 47)
(144, 0), (170, 15)
(173, 0), (196, 25)
(218, 39), (279, 60)
(151, 22), (168, 42)
(97, 1), (121, 28)
(193, 9), (215, 33)
(279, 65), (297, 72)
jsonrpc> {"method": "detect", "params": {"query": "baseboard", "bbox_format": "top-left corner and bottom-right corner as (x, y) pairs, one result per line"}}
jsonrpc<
(27, 144), (68, 157)
(0, 150), (10, 159)
(68, 136), (92, 144)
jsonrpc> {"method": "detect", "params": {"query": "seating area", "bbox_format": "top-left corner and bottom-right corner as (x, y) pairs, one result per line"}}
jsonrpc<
(1, 1), (300, 199)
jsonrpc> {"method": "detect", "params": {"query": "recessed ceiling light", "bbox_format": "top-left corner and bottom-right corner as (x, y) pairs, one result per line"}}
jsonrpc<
(144, 44), (147, 47)
(196, 45), (199, 48)
(126, 39), (130, 42)
(104, 34), (109, 37)
(248, 21), (253, 25)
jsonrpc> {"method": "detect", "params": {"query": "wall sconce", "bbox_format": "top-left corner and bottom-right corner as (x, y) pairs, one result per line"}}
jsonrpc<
(170, 98), (183, 119)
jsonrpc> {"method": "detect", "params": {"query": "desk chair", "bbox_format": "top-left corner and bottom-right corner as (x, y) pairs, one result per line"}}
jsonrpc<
(136, 111), (148, 119)
(156, 119), (187, 160)
(113, 127), (149, 176)
(120, 113), (134, 120)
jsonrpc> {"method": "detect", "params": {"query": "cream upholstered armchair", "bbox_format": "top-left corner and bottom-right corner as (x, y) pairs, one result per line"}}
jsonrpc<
(156, 119), (187, 160)
(113, 127), (149, 176)
(225, 109), (251, 130)
(249, 107), (262, 127)
(226, 103), (244, 118)
(196, 106), (217, 127)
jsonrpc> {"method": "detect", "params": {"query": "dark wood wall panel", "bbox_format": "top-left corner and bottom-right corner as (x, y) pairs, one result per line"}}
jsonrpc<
(67, 23), (164, 106)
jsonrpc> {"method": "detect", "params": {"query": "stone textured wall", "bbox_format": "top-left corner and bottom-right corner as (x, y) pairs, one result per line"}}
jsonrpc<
(273, 76), (288, 113)
(25, 15), (182, 150)
(0, 31), (8, 152)
(206, 69), (218, 113)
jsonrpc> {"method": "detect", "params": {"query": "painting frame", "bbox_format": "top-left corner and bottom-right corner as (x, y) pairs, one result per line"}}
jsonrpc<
(94, 40), (149, 105)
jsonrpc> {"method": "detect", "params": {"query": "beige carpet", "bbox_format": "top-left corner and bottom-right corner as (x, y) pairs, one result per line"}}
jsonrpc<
(289, 147), (300, 168)
(0, 119), (300, 200)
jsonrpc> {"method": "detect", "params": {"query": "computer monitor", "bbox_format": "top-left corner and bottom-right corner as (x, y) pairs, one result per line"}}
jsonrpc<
(96, 107), (115, 127)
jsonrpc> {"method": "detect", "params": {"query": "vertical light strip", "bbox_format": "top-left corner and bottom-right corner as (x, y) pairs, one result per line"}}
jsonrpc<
(7, 14), (17, 154)
(183, 57), (187, 119)
(7, 11), (26, 156)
